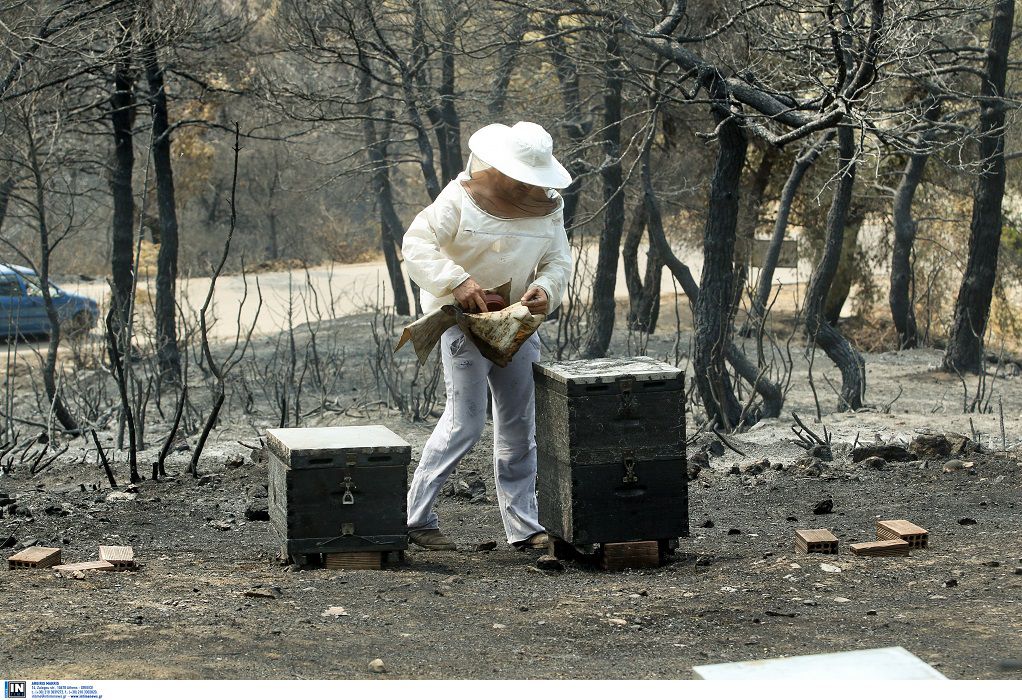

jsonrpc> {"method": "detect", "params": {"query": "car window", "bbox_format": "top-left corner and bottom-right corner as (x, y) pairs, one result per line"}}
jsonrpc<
(0, 277), (23, 297)
(23, 276), (44, 297)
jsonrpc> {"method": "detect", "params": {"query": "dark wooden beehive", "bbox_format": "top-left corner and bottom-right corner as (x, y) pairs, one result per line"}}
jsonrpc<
(534, 357), (688, 550)
(266, 425), (410, 561)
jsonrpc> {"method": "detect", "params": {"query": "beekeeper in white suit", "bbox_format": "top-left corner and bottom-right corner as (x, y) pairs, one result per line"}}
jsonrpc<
(402, 121), (573, 551)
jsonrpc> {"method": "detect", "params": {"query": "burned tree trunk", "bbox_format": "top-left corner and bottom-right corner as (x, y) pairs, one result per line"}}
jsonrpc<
(582, 36), (625, 358)
(432, 8), (462, 183)
(26, 129), (78, 433)
(109, 34), (135, 337)
(890, 103), (941, 349)
(545, 18), (586, 235)
(142, 36), (181, 382)
(360, 72), (411, 316)
(641, 122), (781, 420)
(889, 99), (940, 349)
(623, 200), (663, 333)
(748, 132), (832, 329)
(803, 125), (865, 410)
(0, 176), (13, 234)
(733, 148), (775, 312)
(692, 78), (748, 428)
(488, 9), (528, 119)
(824, 213), (864, 325)
(623, 201), (645, 324)
(943, 0), (1015, 373)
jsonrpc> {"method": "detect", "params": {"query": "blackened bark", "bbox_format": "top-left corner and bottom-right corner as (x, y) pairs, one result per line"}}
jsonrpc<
(142, 37), (181, 382)
(943, 0), (1014, 373)
(634, 242), (663, 334)
(749, 131), (832, 328)
(803, 125), (865, 410)
(360, 72), (411, 316)
(545, 18), (586, 234)
(733, 148), (775, 312)
(109, 40), (135, 337)
(823, 215), (864, 325)
(27, 130), (78, 432)
(488, 9), (528, 119)
(623, 200), (663, 333)
(582, 36), (625, 358)
(433, 7), (462, 182)
(692, 78), (747, 428)
(408, 0), (450, 197)
(623, 201), (646, 324)
(642, 127), (781, 419)
(890, 99), (941, 349)
(0, 176), (13, 234)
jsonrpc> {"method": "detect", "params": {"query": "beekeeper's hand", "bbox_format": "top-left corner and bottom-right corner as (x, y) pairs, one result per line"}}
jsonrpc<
(453, 277), (488, 313)
(521, 287), (549, 315)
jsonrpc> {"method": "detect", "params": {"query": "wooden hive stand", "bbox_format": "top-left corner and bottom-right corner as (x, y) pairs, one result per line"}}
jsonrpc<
(795, 529), (838, 555)
(876, 520), (928, 549)
(850, 539), (910, 557)
(598, 541), (662, 571)
(7, 546), (61, 569)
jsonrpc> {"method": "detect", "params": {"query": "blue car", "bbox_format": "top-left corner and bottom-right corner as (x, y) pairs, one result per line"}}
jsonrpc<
(0, 264), (100, 339)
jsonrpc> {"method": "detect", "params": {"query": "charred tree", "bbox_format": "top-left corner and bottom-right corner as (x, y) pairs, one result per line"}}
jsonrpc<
(889, 98), (941, 349)
(943, 0), (1015, 373)
(803, 125), (865, 410)
(0, 176), (13, 234)
(142, 35), (181, 382)
(544, 17), (586, 234)
(823, 212), (864, 325)
(692, 77), (748, 428)
(419, 2), (462, 183)
(488, 9), (528, 119)
(623, 200), (663, 334)
(582, 35), (625, 358)
(26, 127), (78, 433)
(641, 120), (781, 420)
(360, 71), (411, 316)
(623, 201), (645, 323)
(748, 132), (832, 331)
(109, 23), (135, 337)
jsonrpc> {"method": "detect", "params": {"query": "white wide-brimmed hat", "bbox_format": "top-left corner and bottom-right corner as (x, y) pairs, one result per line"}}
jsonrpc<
(467, 121), (572, 189)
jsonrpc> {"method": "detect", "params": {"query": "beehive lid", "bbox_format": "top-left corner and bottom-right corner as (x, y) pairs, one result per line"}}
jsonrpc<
(265, 425), (410, 467)
(533, 356), (682, 385)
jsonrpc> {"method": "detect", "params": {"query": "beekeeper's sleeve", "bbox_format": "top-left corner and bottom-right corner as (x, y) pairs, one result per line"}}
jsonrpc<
(530, 224), (572, 313)
(402, 182), (470, 297)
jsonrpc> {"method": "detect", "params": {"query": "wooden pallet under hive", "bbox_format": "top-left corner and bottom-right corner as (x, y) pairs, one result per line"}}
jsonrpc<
(876, 520), (928, 549)
(323, 551), (384, 570)
(850, 539), (910, 557)
(795, 529), (838, 554)
(7, 546), (61, 569)
(599, 541), (661, 571)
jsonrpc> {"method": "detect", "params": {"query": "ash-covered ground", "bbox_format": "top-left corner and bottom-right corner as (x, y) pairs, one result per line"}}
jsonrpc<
(1, 315), (1020, 679)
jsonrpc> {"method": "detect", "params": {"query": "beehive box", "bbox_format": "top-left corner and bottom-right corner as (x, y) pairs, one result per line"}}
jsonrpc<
(266, 425), (410, 562)
(534, 357), (688, 550)
(876, 520), (928, 548)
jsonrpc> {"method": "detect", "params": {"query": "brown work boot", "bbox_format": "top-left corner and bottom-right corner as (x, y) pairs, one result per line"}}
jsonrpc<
(513, 532), (550, 551)
(409, 528), (457, 551)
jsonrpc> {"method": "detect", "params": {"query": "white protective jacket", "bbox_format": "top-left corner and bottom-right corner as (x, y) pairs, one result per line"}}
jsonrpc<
(402, 173), (572, 314)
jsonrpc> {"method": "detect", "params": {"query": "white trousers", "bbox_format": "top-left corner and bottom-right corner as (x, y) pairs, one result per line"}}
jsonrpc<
(407, 326), (543, 544)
